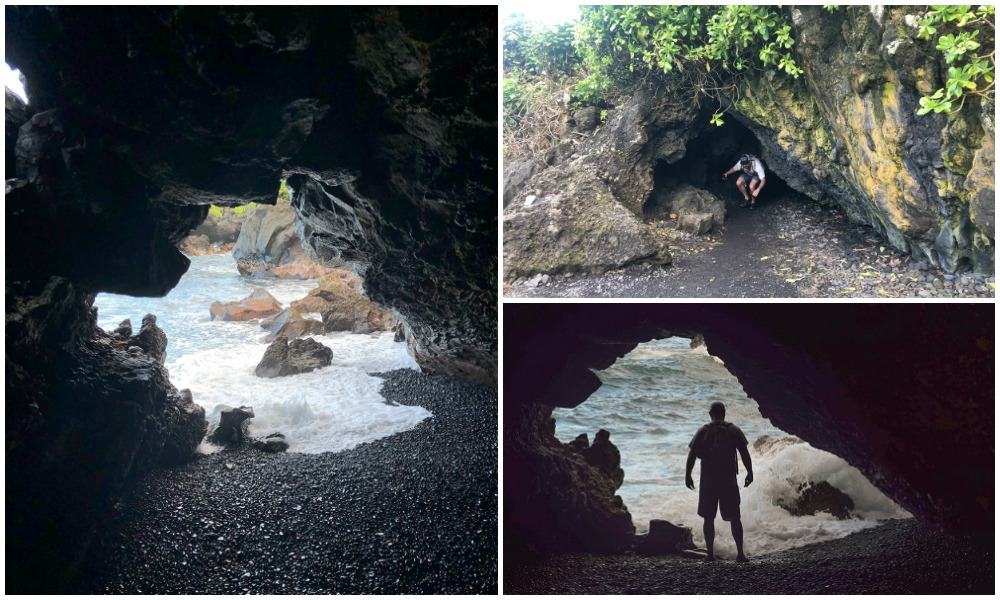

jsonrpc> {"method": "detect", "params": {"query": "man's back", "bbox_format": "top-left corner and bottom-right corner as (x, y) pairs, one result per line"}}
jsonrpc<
(690, 421), (749, 479)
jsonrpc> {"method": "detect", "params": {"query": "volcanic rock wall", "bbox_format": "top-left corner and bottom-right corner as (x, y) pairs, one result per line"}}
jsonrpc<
(503, 6), (994, 278)
(504, 304), (993, 557)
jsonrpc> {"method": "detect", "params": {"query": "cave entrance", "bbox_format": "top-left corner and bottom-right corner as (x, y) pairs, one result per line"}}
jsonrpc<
(553, 335), (910, 558)
(643, 117), (795, 221)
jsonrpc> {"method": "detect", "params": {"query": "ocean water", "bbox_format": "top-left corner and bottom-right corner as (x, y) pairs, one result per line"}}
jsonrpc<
(554, 337), (911, 558)
(95, 254), (430, 454)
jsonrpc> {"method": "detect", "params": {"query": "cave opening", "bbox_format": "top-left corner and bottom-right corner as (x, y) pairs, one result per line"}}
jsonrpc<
(552, 334), (911, 559)
(92, 204), (430, 456)
(5, 61), (29, 103)
(644, 117), (795, 221)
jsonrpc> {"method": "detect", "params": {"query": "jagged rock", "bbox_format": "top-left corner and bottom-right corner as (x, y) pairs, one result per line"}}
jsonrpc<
(6, 88), (30, 178)
(503, 159), (539, 208)
(253, 432), (290, 453)
(161, 389), (209, 465)
(209, 288), (283, 321)
(128, 314), (168, 364)
(113, 318), (132, 338)
(568, 432), (590, 452)
(393, 323), (406, 343)
(778, 481), (855, 520)
(208, 406), (255, 445)
(255, 335), (333, 378)
(635, 520), (696, 556)
(289, 272), (397, 334)
(233, 203), (332, 279)
(678, 212), (715, 235)
(262, 308), (325, 342)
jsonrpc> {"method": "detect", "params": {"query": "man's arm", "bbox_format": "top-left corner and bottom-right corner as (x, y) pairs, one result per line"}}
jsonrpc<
(738, 444), (753, 487)
(685, 447), (697, 490)
(721, 161), (741, 180)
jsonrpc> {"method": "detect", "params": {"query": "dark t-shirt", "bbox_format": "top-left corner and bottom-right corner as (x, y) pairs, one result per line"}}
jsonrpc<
(689, 421), (749, 480)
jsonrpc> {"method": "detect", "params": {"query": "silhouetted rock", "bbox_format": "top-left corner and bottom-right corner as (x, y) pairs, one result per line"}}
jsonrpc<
(210, 288), (283, 321)
(128, 314), (168, 364)
(568, 432), (590, 451)
(253, 432), (290, 453)
(635, 520), (696, 556)
(113, 318), (132, 338)
(778, 481), (855, 520)
(208, 406), (255, 445)
(255, 335), (333, 378)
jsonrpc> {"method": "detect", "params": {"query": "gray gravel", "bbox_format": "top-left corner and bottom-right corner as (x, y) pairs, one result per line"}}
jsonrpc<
(505, 519), (993, 594)
(81, 369), (497, 594)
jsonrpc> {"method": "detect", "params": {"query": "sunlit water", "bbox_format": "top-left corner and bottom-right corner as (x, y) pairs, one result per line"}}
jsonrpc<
(554, 337), (910, 558)
(95, 254), (429, 454)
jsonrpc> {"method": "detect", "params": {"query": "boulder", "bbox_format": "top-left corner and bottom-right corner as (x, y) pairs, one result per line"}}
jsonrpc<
(160, 389), (209, 465)
(778, 480), (855, 520)
(678, 212), (714, 235)
(233, 203), (331, 279)
(253, 432), (290, 453)
(569, 106), (601, 134)
(635, 520), (696, 556)
(664, 184), (726, 228)
(208, 405), (255, 445)
(262, 308), (325, 342)
(503, 158), (539, 208)
(289, 272), (397, 334)
(179, 233), (212, 256)
(209, 288), (283, 321)
(255, 335), (333, 378)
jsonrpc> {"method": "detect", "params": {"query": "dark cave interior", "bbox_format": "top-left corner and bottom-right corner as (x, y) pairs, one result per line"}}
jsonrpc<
(645, 116), (794, 220)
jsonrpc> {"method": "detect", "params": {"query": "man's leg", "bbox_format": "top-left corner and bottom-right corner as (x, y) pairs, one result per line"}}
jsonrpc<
(703, 517), (716, 560)
(731, 518), (748, 561)
(736, 177), (750, 203)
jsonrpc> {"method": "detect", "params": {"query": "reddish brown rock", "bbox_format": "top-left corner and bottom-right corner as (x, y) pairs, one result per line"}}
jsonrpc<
(209, 288), (283, 321)
(289, 272), (397, 334)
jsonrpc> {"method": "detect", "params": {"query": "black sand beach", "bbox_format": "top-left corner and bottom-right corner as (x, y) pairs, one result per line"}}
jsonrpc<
(506, 519), (993, 594)
(80, 369), (497, 594)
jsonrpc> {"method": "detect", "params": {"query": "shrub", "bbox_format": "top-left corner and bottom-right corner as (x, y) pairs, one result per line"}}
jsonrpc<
(915, 5), (995, 116)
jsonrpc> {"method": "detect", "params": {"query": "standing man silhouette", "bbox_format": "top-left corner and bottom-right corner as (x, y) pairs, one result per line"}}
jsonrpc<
(685, 401), (753, 562)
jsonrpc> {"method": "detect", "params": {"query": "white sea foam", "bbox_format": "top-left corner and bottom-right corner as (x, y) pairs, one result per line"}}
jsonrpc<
(630, 437), (911, 558)
(170, 332), (428, 454)
(96, 255), (430, 456)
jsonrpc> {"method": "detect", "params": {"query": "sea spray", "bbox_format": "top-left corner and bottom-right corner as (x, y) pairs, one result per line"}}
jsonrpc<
(554, 337), (910, 558)
(96, 254), (430, 454)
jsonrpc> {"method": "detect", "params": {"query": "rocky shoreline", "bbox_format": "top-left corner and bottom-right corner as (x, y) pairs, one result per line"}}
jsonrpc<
(506, 519), (993, 594)
(80, 369), (498, 594)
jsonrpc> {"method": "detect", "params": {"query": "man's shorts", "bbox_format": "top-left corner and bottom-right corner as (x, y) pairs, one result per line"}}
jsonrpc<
(737, 172), (761, 188)
(698, 475), (741, 522)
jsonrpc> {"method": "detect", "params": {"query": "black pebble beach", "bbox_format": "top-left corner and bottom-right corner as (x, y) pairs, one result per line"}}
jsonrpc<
(80, 369), (498, 594)
(506, 519), (993, 594)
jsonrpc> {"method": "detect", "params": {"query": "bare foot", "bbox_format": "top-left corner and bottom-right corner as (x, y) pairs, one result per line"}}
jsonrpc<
(736, 554), (749, 562)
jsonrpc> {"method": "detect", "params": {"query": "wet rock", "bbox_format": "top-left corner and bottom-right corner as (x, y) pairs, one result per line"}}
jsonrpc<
(255, 335), (333, 378)
(128, 314), (168, 364)
(208, 406), (255, 445)
(635, 520), (696, 556)
(289, 272), (396, 334)
(210, 288), (283, 321)
(160, 389), (208, 465)
(113, 318), (132, 338)
(568, 432), (590, 451)
(252, 432), (289, 453)
(778, 481), (855, 520)
(261, 308), (325, 342)
(179, 233), (212, 256)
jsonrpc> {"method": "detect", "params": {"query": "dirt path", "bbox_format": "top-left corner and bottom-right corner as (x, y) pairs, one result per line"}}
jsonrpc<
(507, 192), (995, 298)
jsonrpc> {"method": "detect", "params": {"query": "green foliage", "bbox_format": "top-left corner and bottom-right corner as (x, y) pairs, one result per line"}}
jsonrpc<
(916, 5), (994, 115)
(572, 5), (804, 116)
(823, 5), (840, 13)
(277, 179), (291, 205)
(504, 15), (580, 77)
(205, 180), (288, 219)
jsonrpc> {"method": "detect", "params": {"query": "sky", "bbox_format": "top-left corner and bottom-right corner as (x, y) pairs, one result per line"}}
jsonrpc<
(501, 1), (580, 26)
(4, 63), (28, 103)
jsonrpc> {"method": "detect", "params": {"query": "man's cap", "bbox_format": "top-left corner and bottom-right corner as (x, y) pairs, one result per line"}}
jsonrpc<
(709, 401), (726, 416)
